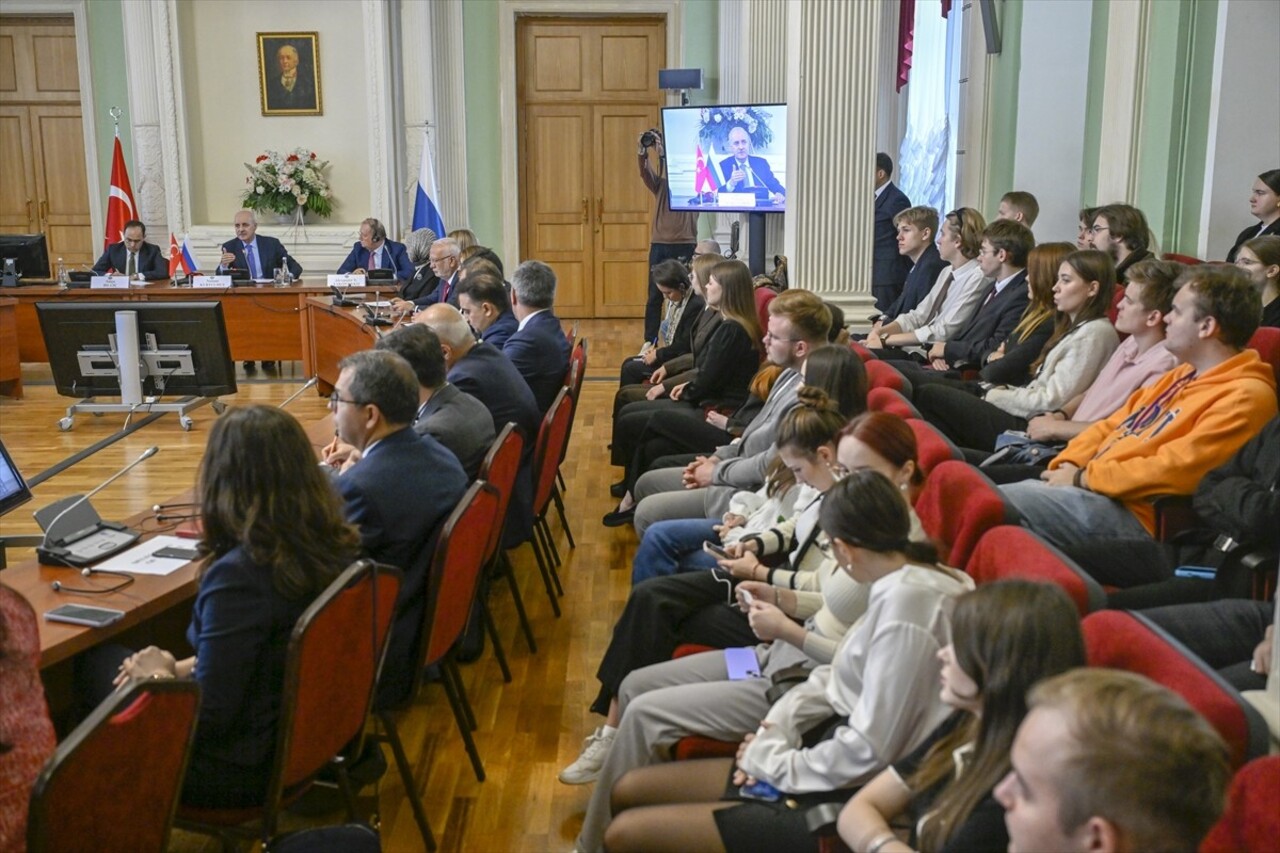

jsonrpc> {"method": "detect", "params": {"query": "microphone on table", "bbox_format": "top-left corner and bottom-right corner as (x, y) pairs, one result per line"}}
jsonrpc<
(36, 446), (159, 568)
(279, 376), (319, 410)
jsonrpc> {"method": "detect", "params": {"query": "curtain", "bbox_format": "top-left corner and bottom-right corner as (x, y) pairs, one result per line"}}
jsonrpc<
(898, 0), (950, 214)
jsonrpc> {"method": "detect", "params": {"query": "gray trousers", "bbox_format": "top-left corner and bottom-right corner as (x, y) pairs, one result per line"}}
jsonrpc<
(633, 466), (708, 537)
(1001, 480), (1151, 551)
(575, 641), (809, 852)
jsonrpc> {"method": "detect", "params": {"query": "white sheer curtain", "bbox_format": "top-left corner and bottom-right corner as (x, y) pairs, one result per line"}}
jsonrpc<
(898, 0), (951, 214)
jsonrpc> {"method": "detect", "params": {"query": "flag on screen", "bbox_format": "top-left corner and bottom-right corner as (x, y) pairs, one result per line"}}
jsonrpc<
(694, 143), (718, 195)
(168, 233), (182, 278)
(104, 130), (137, 250)
(411, 132), (447, 236)
(180, 234), (200, 274)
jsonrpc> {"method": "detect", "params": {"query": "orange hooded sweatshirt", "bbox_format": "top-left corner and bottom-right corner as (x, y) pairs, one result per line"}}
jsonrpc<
(1050, 349), (1277, 534)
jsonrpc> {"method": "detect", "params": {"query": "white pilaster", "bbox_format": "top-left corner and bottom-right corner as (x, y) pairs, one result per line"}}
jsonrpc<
(1096, 0), (1152, 203)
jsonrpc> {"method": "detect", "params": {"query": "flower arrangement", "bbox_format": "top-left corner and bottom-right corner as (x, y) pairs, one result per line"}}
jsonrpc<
(241, 147), (333, 218)
(697, 106), (776, 154)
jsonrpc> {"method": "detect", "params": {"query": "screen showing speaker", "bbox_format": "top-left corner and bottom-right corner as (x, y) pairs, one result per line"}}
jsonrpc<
(661, 103), (787, 214)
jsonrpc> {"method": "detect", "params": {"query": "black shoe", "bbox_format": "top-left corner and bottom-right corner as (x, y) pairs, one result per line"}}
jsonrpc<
(609, 481), (627, 499)
(262, 360), (278, 372)
(455, 626), (486, 664)
(243, 360), (257, 372)
(602, 506), (635, 528)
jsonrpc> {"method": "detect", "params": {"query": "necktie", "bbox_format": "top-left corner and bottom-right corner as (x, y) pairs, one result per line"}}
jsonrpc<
(245, 243), (260, 278)
(126, 252), (136, 277)
(369, 248), (379, 270)
(743, 161), (755, 187)
(923, 273), (955, 325)
(441, 275), (452, 304)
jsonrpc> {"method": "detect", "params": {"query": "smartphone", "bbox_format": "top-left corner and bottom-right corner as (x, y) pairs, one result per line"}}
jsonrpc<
(45, 603), (126, 628)
(1173, 565), (1217, 580)
(152, 545), (200, 561)
(738, 779), (782, 802)
(702, 540), (731, 560)
(724, 647), (762, 680)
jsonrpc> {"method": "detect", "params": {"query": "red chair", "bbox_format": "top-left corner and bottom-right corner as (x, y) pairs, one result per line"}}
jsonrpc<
(521, 387), (574, 617)
(1200, 755), (1280, 852)
(1162, 252), (1204, 265)
(754, 286), (777, 333)
(914, 460), (1017, 570)
(27, 679), (200, 853)
(1106, 281), (1125, 325)
(864, 359), (912, 397)
(480, 423), (537, 654)
(1247, 326), (1280, 390)
(551, 337), (589, 548)
(967, 525), (1105, 615)
(1082, 610), (1268, 769)
(179, 560), (402, 848)
(848, 340), (874, 363)
(906, 419), (962, 478)
(867, 386), (920, 420)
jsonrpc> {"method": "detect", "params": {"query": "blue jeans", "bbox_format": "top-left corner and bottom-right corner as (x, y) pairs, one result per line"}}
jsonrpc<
(1001, 480), (1151, 551)
(632, 517), (720, 585)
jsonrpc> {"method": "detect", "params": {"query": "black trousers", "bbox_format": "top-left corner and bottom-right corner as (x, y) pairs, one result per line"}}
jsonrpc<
(590, 571), (757, 715)
(1141, 599), (1272, 692)
(646, 242), (696, 342)
(619, 356), (654, 387)
(622, 407), (732, 491)
(611, 398), (695, 467)
(915, 383), (1027, 452)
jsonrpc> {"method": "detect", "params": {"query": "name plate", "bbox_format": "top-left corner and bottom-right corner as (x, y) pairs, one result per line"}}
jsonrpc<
(90, 275), (131, 289)
(328, 274), (366, 288)
(717, 192), (757, 208)
(192, 275), (233, 288)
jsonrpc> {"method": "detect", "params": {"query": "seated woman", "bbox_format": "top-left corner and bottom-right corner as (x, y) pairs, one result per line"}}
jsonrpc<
(561, 413), (925, 787)
(1225, 170), (1280, 262)
(916, 249), (1120, 453)
(1235, 234), (1280, 328)
(619, 259), (705, 387)
(1, 584), (56, 849)
(102, 405), (361, 808)
(584, 470), (972, 853)
(977, 242), (1074, 386)
(837, 581), (1085, 853)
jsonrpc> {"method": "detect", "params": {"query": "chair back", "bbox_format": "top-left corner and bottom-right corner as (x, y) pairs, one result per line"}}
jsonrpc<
(1247, 326), (1280, 390)
(967, 525), (1105, 615)
(479, 422), (524, 560)
(561, 337), (588, 461)
(847, 340), (874, 362)
(1200, 755), (1280, 852)
(423, 481), (503, 665)
(1082, 610), (1269, 769)
(864, 359), (911, 397)
(753, 286), (776, 334)
(867, 386), (920, 420)
(1161, 252), (1204, 265)
(907, 418), (962, 478)
(1106, 281), (1125, 325)
(28, 679), (200, 852)
(531, 387), (573, 515)
(913, 460), (1016, 570)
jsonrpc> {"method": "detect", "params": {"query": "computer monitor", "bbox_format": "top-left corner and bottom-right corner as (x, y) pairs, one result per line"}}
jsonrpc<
(0, 233), (51, 285)
(0, 437), (32, 517)
(660, 103), (788, 214)
(36, 301), (238, 399)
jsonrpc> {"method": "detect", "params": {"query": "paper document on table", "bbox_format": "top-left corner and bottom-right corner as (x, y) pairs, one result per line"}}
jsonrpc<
(92, 535), (200, 575)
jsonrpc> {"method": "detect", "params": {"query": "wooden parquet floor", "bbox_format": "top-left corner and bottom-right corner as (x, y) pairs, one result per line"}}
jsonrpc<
(0, 319), (646, 852)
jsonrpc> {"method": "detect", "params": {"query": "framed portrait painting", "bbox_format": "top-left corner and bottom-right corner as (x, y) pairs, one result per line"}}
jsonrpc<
(257, 32), (322, 116)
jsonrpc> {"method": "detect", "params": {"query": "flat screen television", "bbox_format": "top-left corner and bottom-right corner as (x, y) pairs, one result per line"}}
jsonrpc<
(661, 103), (788, 214)
(0, 233), (51, 284)
(36, 301), (237, 399)
(0, 437), (32, 517)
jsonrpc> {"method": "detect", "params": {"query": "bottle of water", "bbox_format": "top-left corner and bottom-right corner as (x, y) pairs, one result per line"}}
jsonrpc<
(280, 254), (294, 285)
(56, 257), (68, 286)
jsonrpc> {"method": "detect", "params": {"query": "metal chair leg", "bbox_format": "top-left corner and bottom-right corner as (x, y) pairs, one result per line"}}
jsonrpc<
(497, 551), (538, 652)
(478, 597), (512, 682)
(536, 517), (563, 595)
(375, 712), (437, 851)
(441, 659), (485, 781)
(552, 484), (576, 549)
(525, 534), (561, 616)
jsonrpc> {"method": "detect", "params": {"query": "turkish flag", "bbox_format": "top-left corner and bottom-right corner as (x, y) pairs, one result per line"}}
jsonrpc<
(104, 132), (137, 250)
(694, 144), (717, 195)
(168, 233), (181, 278)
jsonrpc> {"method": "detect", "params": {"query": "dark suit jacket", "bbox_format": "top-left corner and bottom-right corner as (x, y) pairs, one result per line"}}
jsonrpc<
(479, 310), (518, 350)
(400, 265), (439, 303)
(653, 293), (706, 365)
(943, 271), (1029, 368)
(683, 318), (759, 408)
(1226, 218), (1280, 263)
(91, 241), (168, 280)
(416, 272), (462, 308)
(266, 74), (316, 112)
(416, 383), (496, 479)
(883, 244), (947, 320)
(338, 427), (468, 708)
(665, 308), (724, 388)
(219, 234), (302, 278)
(718, 154), (785, 196)
(337, 239), (415, 282)
(873, 181), (913, 312)
(502, 310), (572, 414)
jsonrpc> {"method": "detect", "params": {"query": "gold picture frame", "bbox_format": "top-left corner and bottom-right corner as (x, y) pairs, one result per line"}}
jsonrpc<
(257, 32), (322, 116)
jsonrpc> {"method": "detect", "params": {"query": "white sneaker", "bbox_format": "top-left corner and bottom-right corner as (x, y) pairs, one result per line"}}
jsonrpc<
(558, 727), (615, 784)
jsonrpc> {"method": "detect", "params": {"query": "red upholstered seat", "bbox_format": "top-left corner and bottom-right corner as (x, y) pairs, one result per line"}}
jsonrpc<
(480, 423), (536, 654)
(864, 359), (911, 397)
(906, 419), (962, 478)
(847, 340), (874, 363)
(1247, 326), (1280, 390)
(525, 388), (575, 616)
(1082, 611), (1268, 769)
(967, 525), (1105, 615)
(867, 386), (921, 420)
(1162, 252), (1204, 265)
(913, 460), (1016, 571)
(1199, 756), (1280, 852)
(754, 286), (777, 333)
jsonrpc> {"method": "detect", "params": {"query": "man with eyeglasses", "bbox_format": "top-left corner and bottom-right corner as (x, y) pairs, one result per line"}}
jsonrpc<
(1089, 204), (1153, 283)
(92, 219), (168, 281)
(411, 237), (464, 307)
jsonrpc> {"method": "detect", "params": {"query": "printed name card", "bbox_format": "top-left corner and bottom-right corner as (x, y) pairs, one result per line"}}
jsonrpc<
(328, 274), (366, 288)
(192, 275), (233, 288)
(90, 275), (131, 289)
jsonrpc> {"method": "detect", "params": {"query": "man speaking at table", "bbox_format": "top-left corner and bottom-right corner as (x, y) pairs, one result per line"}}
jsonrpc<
(219, 208), (304, 372)
(718, 125), (785, 206)
(92, 219), (168, 281)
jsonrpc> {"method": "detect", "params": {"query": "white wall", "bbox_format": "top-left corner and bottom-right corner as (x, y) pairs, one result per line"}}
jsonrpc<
(1200, 0), (1280, 259)
(1012, 0), (1093, 242)
(177, 0), (372, 226)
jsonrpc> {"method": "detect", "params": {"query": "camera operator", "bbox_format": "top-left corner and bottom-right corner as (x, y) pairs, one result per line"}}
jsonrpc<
(639, 128), (699, 348)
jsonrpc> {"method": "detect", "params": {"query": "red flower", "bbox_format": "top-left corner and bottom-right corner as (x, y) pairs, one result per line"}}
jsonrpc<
(287, 153), (300, 162)
(256, 154), (268, 163)
(310, 152), (317, 159)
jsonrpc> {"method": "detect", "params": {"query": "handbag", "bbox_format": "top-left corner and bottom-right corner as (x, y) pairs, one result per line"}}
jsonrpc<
(981, 430), (1065, 468)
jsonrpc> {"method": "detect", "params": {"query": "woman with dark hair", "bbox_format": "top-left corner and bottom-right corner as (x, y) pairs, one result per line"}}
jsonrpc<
(1225, 169), (1280, 262)
(838, 581), (1086, 852)
(108, 405), (361, 807)
(590, 471), (973, 853)
(916, 249), (1120, 452)
(0, 584), (56, 849)
(979, 242), (1075, 386)
(619, 259), (706, 386)
(1235, 234), (1280, 328)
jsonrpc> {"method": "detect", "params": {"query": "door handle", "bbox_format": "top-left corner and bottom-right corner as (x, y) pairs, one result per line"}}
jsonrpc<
(581, 197), (589, 223)
(39, 199), (48, 224)
(595, 198), (603, 233)
(26, 198), (33, 227)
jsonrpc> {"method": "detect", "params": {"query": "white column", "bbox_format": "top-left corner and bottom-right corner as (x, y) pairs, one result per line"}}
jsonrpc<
(1096, 0), (1152, 203)
(362, 0), (397, 230)
(120, 0), (165, 231)
(785, 0), (883, 315)
(426, 0), (469, 232)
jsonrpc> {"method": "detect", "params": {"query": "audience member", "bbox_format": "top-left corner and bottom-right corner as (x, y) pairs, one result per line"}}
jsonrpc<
(997, 190), (1040, 228)
(876, 206), (948, 320)
(872, 152), (913, 312)
(1235, 234), (1280, 328)
(460, 245), (504, 279)
(91, 218), (167, 280)
(337, 217), (414, 282)
(1090, 203), (1152, 282)
(639, 127), (699, 345)
(1143, 588), (1275, 694)
(220, 209), (302, 371)
(866, 207), (988, 353)
(838, 581), (1085, 853)
(0, 584), (56, 849)
(448, 227), (478, 252)
(457, 270), (518, 349)
(1076, 207), (1099, 251)
(394, 227), (440, 306)
(621, 259), (705, 386)
(403, 237), (463, 308)
(977, 242), (1073, 387)
(1001, 264), (1276, 551)
(1225, 169), (1280, 262)
(993, 669), (1230, 853)
(503, 259), (572, 413)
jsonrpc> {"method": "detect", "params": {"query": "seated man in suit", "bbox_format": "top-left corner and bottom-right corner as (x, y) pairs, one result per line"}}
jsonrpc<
(395, 227), (439, 304)
(92, 219), (168, 281)
(873, 205), (948, 321)
(338, 217), (415, 283)
(503, 260), (572, 414)
(457, 270), (518, 349)
(324, 349), (468, 708)
(718, 125), (785, 205)
(872, 152), (913, 312)
(391, 237), (466, 312)
(219, 209), (304, 371)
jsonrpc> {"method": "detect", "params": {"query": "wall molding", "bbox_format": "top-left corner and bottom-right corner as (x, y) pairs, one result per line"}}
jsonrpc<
(1096, 0), (1152, 202)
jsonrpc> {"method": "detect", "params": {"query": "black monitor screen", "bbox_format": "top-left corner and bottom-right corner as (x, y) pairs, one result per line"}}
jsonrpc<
(0, 233), (51, 282)
(36, 301), (238, 399)
(661, 103), (788, 214)
(0, 437), (32, 517)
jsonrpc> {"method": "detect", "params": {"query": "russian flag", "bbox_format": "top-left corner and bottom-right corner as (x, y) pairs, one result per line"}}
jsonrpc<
(180, 234), (200, 274)
(411, 130), (447, 236)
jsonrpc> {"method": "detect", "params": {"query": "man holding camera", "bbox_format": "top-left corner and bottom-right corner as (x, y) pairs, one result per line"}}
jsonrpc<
(639, 128), (699, 346)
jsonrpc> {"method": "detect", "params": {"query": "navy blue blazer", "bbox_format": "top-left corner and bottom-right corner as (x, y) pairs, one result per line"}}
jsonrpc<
(717, 154), (786, 196)
(883, 243), (948, 320)
(219, 234), (302, 277)
(502, 311), (572, 414)
(338, 427), (468, 708)
(416, 272), (463, 308)
(943, 271), (1029, 368)
(337, 239), (415, 282)
(872, 181), (912, 312)
(479, 310), (518, 350)
(92, 240), (169, 280)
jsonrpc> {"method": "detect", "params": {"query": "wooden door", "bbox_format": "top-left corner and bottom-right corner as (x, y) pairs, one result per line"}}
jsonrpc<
(30, 104), (92, 265)
(517, 16), (665, 319)
(0, 106), (37, 233)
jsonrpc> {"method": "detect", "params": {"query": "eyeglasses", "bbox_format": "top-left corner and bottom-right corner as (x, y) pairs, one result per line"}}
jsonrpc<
(328, 392), (365, 411)
(1090, 224), (1110, 234)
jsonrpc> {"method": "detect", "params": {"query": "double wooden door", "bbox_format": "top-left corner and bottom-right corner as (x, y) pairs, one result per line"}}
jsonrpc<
(517, 17), (665, 318)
